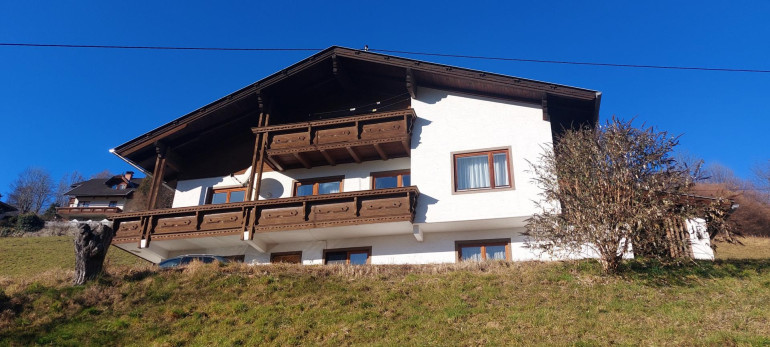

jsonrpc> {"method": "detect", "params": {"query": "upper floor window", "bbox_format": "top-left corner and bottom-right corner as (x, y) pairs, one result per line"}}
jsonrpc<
(78, 201), (90, 207)
(371, 170), (410, 189)
(293, 176), (343, 197)
(453, 149), (512, 192)
(108, 201), (118, 208)
(208, 187), (246, 204)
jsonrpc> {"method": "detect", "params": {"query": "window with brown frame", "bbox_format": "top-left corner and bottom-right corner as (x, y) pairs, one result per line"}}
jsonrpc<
(270, 251), (302, 264)
(453, 149), (512, 192)
(371, 170), (411, 189)
(293, 176), (343, 197)
(323, 247), (371, 265)
(455, 239), (511, 262)
(207, 187), (247, 204)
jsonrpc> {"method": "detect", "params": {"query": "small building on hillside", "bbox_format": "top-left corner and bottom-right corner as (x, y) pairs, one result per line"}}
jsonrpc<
(57, 172), (143, 220)
(0, 201), (19, 220)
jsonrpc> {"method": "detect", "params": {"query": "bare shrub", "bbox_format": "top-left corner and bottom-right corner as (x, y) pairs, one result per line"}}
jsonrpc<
(526, 117), (732, 273)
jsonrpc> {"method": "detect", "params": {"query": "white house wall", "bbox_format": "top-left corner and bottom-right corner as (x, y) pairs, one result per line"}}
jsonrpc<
(172, 158), (410, 208)
(687, 218), (714, 260)
(410, 87), (552, 224)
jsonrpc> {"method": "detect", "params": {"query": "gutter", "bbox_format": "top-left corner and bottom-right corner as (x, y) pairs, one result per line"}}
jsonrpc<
(109, 148), (174, 190)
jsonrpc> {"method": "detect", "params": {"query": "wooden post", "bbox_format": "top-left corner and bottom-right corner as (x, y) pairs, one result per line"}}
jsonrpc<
(245, 113), (265, 201)
(146, 142), (168, 211)
(253, 113), (270, 200)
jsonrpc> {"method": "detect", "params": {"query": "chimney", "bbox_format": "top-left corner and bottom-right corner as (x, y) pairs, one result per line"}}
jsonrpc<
(125, 171), (134, 181)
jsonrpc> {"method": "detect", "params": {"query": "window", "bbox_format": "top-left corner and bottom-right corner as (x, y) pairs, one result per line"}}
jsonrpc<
(208, 187), (247, 204)
(456, 239), (511, 262)
(453, 149), (512, 192)
(270, 251), (302, 264)
(293, 176), (343, 197)
(371, 170), (411, 189)
(323, 247), (371, 265)
(78, 201), (90, 207)
(108, 201), (117, 208)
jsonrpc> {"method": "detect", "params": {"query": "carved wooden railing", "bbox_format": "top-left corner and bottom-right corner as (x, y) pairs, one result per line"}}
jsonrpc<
(252, 109), (416, 170)
(111, 186), (419, 245)
(57, 207), (122, 215)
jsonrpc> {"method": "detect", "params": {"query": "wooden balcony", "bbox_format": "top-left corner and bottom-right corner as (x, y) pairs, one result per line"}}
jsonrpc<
(253, 109), (416, 171)
(111, 186), (419, 245)
(57, 207), (122, 217)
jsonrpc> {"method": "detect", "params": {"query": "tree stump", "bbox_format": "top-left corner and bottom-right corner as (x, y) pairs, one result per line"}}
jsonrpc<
(73, 222), (115, 285)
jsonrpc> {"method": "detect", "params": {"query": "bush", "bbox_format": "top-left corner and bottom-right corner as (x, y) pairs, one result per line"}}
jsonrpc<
(15, 214), (44, 232)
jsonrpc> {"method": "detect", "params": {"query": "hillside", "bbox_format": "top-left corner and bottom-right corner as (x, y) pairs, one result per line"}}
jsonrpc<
(1, 238), (769, 345)
(0, 236), (148, 278)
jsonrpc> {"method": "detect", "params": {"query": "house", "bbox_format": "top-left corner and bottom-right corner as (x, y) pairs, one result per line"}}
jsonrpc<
(0, 201), (18, 220)
(57, 172), (143, 220)
(108, 46), (712, 264)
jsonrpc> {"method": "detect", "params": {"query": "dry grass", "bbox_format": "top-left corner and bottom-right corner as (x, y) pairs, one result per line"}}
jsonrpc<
(715, 236), (770, 259)
(0, 236), (148, 278)
(2, 259), (770, 346)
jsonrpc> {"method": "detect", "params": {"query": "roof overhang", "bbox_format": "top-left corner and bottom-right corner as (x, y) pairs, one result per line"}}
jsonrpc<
(112, 46), (602, 180)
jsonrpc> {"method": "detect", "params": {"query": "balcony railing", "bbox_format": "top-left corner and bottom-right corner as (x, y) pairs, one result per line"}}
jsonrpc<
(111, 186), (419, 245)
(57, 207), (122, 216)
(253, 109), (416, 171)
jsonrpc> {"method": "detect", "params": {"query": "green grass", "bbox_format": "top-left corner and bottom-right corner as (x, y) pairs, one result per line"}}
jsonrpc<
(0, 236), (768, 345)
(0, 236), (148, 278)
(1, 260), (770, 346)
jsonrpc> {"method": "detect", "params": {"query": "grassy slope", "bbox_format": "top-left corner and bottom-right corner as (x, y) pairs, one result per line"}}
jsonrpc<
(0, 237), (768, 345)
(715, 237), (770, 259)
(0, 236), (148, 278)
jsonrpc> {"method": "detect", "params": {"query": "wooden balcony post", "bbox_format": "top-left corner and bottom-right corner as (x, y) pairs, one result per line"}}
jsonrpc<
(254, 114), (270, 200)
(146, 142), (168, 211)
(245, 112), (265, 202)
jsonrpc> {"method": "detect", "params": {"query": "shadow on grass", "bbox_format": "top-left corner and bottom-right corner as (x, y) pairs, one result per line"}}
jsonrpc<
(618, 258), (770, 287)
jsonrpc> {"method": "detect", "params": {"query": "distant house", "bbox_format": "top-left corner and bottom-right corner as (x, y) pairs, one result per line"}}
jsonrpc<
(0, 201), (18, 219)
(57, 171), (143, 220)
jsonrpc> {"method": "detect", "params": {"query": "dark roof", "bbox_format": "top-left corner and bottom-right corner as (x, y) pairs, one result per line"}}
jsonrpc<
(112, 46), (602, 181)
(65, 177), (144, 197)
(0, 201), (17, 213)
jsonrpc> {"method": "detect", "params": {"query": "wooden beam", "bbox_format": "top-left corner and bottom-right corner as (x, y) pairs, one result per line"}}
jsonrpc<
(293, 152), (312, 169)
(332, 54), (361, 97)
(400, 139), (411, 155)
(319, 149), (336, 166)
(373, 143), (388, 160)
(542, 94), (550, 121)
(245, 113), (265, 201)
(406, 68), (416, 99)
(120, 123), (188, 157)
(146, 143), (168, 211)
(346, 146), (361, 163)
(254, 113), (270, 196)
(266, 154), (284, 171)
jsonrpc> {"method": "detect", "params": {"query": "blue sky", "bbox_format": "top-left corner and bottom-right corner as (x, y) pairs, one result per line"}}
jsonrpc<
(1, 1), (768, 199)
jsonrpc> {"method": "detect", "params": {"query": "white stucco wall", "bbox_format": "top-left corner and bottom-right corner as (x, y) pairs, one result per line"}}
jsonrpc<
(172, 159), (410, 208)
(687, 218), (714, 260)
(410, 87), (552, 224)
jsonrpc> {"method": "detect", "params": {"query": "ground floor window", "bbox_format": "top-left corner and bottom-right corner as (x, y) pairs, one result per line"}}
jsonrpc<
(323, 247), (371, 265)
(270, 251), (302, 264)
(456, 239), (511, 262)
